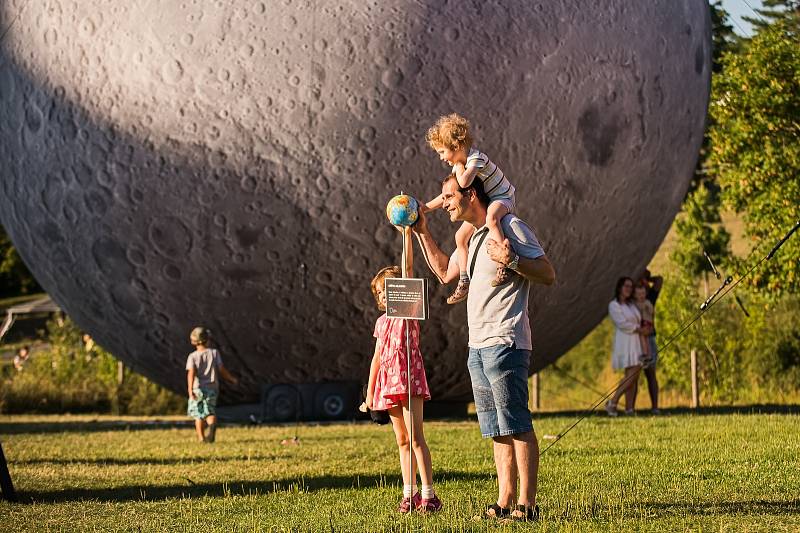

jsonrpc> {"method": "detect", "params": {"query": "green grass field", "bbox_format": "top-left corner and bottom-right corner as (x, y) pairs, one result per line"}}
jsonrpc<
(2, 410), (799, 532)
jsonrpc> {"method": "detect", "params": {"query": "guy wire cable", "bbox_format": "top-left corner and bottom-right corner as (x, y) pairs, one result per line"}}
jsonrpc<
(539, 219), (799, 456)
(550, 363), (606, 396)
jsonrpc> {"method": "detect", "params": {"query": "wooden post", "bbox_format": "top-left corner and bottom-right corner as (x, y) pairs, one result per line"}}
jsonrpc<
(112, 361), (125, 415)
(690, 349), (699, 409)
(530, 373), (540, 411)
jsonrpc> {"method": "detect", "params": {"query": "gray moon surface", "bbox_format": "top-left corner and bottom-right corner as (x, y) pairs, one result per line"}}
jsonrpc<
(0, 1), (711, 402)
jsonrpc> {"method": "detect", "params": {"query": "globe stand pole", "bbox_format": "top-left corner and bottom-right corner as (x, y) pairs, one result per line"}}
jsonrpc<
(401, 225), (414, 512)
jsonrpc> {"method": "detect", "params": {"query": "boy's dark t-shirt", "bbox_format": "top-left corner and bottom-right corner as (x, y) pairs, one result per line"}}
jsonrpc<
(646, 285), (660, 335)
(646, 286), (659, 306)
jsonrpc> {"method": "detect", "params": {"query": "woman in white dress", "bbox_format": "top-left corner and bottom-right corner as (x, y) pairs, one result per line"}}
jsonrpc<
(605, 277), (652, 416)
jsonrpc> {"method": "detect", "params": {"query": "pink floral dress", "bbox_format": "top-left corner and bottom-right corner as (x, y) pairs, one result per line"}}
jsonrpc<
(371, 313), (431, 410)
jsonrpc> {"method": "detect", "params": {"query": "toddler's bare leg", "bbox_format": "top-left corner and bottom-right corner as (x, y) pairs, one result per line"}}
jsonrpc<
(639, 334), (651, 366)
(455, 222), (472, 273)
(486, 202), (513, 287)
(640, 335), (650, 356)
(446, 222), (475, 304)
(486, 201), (510, 245)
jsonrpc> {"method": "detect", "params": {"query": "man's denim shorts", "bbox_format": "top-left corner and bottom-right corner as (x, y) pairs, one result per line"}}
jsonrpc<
(467, 343), (532, 438)
(645, 335), (659, 368)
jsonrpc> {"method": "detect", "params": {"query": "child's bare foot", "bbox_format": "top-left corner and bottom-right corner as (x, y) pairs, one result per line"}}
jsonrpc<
(490, 264), (514, 287)
(446, 279), (469, 304)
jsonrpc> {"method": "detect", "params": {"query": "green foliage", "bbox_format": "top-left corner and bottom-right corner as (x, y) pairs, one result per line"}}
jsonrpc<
(691, 2), (739, 195)
(0, 316), (183, 414)
(654, 258), (800, 403)
(709, 0), (742, 72)
(708, 23), (800, 294)
(0, 225), (41, 296)
(548, 12), (800, 410)
(541, 319), (614, 408)
(671, 184), (731, 279)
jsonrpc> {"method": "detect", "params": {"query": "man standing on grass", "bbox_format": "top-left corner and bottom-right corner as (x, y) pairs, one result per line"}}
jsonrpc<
(413, 175), (555, 521)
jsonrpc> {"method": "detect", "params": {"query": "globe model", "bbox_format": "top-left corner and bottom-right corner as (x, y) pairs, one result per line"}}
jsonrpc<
(0, 1), (711, 402)
(386, 195), (419, 227)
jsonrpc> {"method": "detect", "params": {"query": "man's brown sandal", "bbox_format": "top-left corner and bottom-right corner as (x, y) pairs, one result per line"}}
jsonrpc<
(500, 504), (540, 523)
(475, 503), (511, 520)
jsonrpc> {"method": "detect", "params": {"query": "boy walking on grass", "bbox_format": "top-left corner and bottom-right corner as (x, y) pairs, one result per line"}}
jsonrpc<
(186, 327), (237, 443)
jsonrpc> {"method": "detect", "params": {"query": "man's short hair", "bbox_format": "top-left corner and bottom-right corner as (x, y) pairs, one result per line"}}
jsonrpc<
(441, 174), (490, 207)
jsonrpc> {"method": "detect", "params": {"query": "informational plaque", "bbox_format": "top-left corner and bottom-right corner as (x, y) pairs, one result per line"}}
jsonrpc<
(385, 278), (429, 320)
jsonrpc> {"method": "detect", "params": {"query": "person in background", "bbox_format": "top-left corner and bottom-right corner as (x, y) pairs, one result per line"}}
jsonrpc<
(638, 269), (663, 414)
(13, 345), (30, 371)
(633, 283), (655, 366)
(606, 277), (651, 416)
(186, 327), (237, 443)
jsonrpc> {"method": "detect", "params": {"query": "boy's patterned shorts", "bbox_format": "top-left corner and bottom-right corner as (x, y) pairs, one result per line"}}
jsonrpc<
(187, 387), (218, 419)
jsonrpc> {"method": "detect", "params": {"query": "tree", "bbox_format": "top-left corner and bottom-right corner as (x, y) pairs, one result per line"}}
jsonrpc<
(0, 226), (40, 296)
(708, 22), (800, 294)
(710, 0), (742, 72)
(671, 184), (731, 280)
(743, 0), (799, 33)
(691, 2), (741, 196)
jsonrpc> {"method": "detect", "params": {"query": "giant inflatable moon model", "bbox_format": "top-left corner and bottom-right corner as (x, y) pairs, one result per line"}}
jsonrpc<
(0, 1), (711, 402)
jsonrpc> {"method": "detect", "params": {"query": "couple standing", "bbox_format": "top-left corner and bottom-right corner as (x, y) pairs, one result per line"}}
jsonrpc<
(413, 174), (556, 521)
(605, 273), (662, 416)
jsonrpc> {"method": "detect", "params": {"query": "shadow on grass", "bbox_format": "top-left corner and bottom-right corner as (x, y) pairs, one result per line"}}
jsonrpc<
(0, 418), (380, 435)
(638, 499), (800, 516)
(15, 455), (287, 467)
(2, 404), (798, 436)
(15, 470), (491, 504)
(533, 403), (800, 420)
(0, 419), (193, 435)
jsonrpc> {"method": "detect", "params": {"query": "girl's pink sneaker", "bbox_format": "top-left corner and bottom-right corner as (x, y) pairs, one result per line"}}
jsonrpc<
(398, 492), (422, 513)
(418, 494), (443, 513)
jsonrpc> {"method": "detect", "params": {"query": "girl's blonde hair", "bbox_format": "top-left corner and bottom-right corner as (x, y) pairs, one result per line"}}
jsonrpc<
(426, 113), (473, 151)
(370, 266), (401, 311)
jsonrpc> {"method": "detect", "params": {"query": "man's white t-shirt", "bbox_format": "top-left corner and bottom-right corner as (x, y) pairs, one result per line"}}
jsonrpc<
(464, 214), (545, 350)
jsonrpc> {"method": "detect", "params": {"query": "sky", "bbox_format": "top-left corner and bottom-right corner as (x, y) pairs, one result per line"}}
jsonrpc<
(720, 0), (765, 36)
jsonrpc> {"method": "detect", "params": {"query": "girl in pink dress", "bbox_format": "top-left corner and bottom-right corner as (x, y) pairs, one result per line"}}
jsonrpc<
(366, 265), (442, 514)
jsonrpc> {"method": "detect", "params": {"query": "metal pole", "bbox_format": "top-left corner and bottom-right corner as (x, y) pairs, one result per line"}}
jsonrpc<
(691, 350), (698, 408)
(401, 226), (413, 510)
